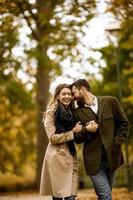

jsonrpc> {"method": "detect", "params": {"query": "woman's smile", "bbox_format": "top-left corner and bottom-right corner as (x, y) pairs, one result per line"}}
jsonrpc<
(58, 88), (72, 106)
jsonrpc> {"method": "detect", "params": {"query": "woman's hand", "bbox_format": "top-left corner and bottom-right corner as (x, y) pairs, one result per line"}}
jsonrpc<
(72, 122), (82, 133)
(86, 120), (98, 132)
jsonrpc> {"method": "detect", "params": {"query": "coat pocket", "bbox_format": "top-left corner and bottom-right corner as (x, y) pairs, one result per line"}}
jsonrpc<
(104, 113), (113, 120)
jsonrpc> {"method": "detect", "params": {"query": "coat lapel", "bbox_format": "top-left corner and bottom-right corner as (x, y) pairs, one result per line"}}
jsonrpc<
(97, 96), (104, 123)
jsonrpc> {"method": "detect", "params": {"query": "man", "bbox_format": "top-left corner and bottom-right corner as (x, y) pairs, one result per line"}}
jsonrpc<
(71, 79), (128, 200)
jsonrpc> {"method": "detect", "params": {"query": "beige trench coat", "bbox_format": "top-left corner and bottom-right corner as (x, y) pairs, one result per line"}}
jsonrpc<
(40, 105), (79, 198)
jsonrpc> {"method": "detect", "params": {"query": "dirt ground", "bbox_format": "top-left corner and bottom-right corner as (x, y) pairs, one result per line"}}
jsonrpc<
(0, 188), (133, 200)
(77, 188), (133, 200)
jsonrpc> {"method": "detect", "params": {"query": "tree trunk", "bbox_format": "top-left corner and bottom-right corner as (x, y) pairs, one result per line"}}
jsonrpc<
(35, 0), (60, 189)
(35, 0), (54, 189)
(36, 48), (50, 188)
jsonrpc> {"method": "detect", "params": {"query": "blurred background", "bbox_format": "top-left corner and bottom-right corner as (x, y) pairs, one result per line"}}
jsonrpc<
(0, 0), (133, 193)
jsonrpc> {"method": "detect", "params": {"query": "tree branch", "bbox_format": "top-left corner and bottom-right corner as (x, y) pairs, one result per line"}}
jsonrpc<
(23, 0), (40, 28)
(17, 1), (39, 41)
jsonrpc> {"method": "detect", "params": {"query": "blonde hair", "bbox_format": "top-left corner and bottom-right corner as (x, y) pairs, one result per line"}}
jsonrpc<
(42, 84), (71, 121)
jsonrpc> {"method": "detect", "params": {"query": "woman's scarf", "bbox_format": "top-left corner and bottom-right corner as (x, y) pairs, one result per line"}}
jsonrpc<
(54, 103), (76, 156)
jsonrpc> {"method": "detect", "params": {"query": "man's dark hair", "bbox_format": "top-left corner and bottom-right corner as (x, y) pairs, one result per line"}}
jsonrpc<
(71, 79), (91, 92)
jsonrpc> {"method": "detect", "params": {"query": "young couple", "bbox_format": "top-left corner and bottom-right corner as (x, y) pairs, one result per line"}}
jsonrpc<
(40, 79), (128, 200)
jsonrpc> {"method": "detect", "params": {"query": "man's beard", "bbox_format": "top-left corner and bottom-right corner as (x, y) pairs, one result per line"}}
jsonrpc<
(76, 95), (85, 107)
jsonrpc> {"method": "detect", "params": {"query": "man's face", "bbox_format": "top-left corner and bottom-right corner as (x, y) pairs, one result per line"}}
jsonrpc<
(71, 85), (85, 106)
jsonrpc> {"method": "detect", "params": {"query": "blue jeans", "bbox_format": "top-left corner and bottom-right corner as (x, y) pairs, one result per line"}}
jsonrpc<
(90, 161), (116, 200)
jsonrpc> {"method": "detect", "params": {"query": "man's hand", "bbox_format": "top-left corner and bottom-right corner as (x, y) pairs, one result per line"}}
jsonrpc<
(72, 122), (82, 133)
(86, 120), (98, 133)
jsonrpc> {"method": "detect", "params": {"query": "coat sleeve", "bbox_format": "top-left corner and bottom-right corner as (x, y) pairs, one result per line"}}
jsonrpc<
(74, 127), (93, 144)
(44, 108), (74, 144)
(112, 97), (129, 146)
(73, 110), (96, 144)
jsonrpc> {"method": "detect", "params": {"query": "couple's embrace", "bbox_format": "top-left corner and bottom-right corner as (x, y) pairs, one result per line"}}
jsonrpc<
(40, 79), (128, 200)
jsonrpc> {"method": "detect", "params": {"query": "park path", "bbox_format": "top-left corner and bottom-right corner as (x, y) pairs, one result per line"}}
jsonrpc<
(0, 195), (50, 200)
(0, 188), (133, 200)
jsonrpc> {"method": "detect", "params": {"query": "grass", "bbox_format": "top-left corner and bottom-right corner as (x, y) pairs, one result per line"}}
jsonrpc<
(0, 165), (36, 192)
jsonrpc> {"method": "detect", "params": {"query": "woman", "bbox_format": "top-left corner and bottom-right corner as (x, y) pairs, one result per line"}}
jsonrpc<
(40, 84), (82, 200)
(40, 84), (97, 200)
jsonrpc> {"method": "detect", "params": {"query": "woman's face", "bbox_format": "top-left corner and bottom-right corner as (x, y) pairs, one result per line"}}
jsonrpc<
(57, 88), (72, 107)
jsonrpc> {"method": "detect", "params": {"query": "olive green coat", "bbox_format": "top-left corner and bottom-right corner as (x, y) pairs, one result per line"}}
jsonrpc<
(74, 96), (128, 175)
